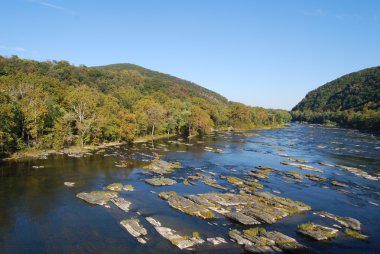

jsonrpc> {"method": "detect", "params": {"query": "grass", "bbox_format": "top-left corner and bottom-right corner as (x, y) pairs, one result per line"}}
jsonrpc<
(243, 227), (266, 237)
(298, 222), (314, 231)
(344, 229), (368, 240)
(226, 176), (244, 185)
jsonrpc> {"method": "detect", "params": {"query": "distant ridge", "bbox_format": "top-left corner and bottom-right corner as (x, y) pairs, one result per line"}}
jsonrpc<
(93, 63), (228, 103)
(292, 66), (380, 131)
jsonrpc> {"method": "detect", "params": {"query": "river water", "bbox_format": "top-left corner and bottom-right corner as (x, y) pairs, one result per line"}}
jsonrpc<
(0, 123), (379, 254)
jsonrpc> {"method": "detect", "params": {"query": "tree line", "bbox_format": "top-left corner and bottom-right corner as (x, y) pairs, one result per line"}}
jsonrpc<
(0, 55), (291, 155)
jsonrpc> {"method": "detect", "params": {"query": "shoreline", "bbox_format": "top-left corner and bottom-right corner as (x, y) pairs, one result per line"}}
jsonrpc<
(1, 125), (289, 162)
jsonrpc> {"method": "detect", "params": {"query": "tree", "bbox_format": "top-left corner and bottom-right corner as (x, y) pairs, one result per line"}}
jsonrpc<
(19, 87), (48, 143)
(0, 92), (16, 153)
(64, 86), (100, 147)
(133, 98), (167, 137)
(188, 106), (213, 136)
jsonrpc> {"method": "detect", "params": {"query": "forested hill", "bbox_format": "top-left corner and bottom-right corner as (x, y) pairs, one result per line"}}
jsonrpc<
(93, 63), (227, 103)
(292, 66), (380, 131)
(0, 55), (291, 155)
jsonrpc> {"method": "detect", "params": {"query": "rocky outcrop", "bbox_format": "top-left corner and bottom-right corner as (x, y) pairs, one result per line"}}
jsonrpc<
(297, 223), (338, 240)
(106, 183), (123, 191)
(331, 180), (348, 188)
(64, 182), (75, 187)
(159, 192), (215, 219)
(76, 191), (118, 206)
(284, 171), (304, 180)
(225, 211), (261, 225)
(336, 165), (378, 181)
(159, 191), (311, 226)
(281, 161), (323, 173)
(123, 184), (134, 191)
(206, 237), (227, 245)
(120, 219), (148, 244)
(226, 176), (264, 192)
(316, 211), (361, 230)
(145, 177), (177, 186)
(229, 228), (306, 253)
(111, 197), (131, 212)
(306, 174), (326, 182)
(146, 217), (205, 249)
(143, 159), (181, 174)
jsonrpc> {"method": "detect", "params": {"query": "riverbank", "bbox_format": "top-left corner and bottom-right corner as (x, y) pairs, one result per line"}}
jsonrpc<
(1, 125), (289, 161)
(2, 134), (178, 162)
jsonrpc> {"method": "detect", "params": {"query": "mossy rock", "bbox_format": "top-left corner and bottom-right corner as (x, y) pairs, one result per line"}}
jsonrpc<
(243, 227), (267, 237)
(344, 229), (368, 240)
(106, 183), (123, 191)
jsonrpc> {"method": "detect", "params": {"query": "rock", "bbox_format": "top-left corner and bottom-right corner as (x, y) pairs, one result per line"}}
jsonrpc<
(120, 219), (148, 244)
(206, 237), (227, 245)
(319, 162), (334, 167)
(245, 245), (283, 253)
(111, 197), (131, 212)
(262, 231), (297, 245)
(145, 177), (177, 186)
(225, 211), (261, 225)
(297, 223), (338, 240)
(316, 211), (361, 230)
(146, 217), (204, 249)
(123, 184), (134, 191)
(143, 159), (181, 174)
(229, 229), (254, 245)
(159, 192), (215, 219)
(64, 182), (75, 187)
(288, 158), (308, 163)
(281, 161), (323, 173)
(230, 228), (304, 253)
(336, 165), (378, 181)
(331, 180), (348, 188)
(249, 167), (272, 179)
(106, 183), (123, 191)
(254, 192), (311, 213)
(226, 176), (264, 192)
(202, 177), (227, 190)
(305, 174), (326, 182)
(240, 206), (280, 224)
(285, 171), (304, 180)
(76, 191), (118, 206)
(344, 229), (368, 240)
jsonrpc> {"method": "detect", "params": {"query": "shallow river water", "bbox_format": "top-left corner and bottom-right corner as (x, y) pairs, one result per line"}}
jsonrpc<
(0, 123), (379, 254)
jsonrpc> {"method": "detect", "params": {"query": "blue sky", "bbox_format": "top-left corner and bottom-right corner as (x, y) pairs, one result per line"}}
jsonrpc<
(1, 0), (379, 110)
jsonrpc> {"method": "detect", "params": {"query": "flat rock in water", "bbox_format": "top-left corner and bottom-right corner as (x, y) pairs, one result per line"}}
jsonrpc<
(123, 184), (134, 191)
(120, 219), (148, 244)
(225, 211), (261, 225)
(64, 182), (75, 187)
(298, 223), (338, 240)
(146, 217), (204, 249)
(230, 228), (305, 253)
(106, 183), (123, 191)
(145, 177), (177, 186)
(206, 237), (227, 245)
(111, 197), (131, 212)
(316, 211), (361, 230)
(245, 245), (283, 254)
(76, 191), (118, 206)
(159, 192), (215, 219)
(143, 159), (181, 174)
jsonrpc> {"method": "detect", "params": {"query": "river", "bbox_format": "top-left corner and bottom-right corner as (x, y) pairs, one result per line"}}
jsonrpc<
(0, 123), (379, 254)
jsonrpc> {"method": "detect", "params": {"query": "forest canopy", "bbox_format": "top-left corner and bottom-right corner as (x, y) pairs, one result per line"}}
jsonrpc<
(0, 55), (291, 155)
(292, 66), (380, 131)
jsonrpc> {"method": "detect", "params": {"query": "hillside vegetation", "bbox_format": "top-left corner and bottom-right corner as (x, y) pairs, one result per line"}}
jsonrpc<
(292, 66), (380, 131)
(0, 56), (290, 155)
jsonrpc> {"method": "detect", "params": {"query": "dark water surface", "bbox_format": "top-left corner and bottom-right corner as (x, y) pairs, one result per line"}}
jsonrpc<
(0, 124), (379, 254)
